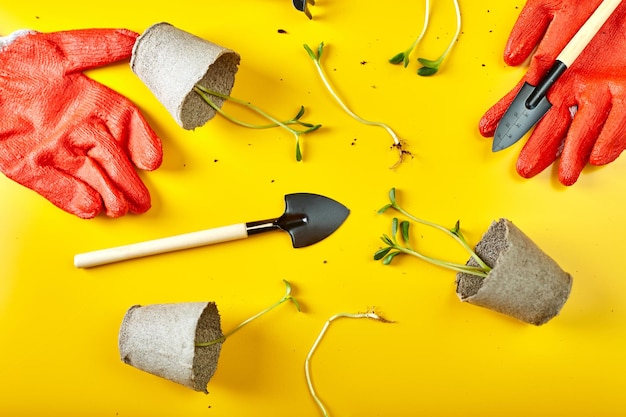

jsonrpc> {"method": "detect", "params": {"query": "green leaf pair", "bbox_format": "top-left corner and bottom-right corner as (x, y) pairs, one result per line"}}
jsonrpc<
(389, 0), (461, 76)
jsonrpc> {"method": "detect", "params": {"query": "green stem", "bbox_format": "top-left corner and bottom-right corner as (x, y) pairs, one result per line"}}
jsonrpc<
(410, 0), (431, 53)
(194, 85), (299, 133)
(196, 280), (300, 347)
(194, 85), (320, 161)
(392, 245), (489, 278)
(305, 310), (393, 417)
(391, 204), (489, 271)
(417, 0), (461, 75)
(392, 0), (431, 67)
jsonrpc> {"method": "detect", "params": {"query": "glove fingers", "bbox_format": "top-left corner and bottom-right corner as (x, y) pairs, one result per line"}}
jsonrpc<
(78, 77), (163, 170)
(590, 97), (626, 166)
(504, 0), (553, 66)
(516, 105), (571, 179)
(102, 96), (163, 171)
(74, 157), (131, 217)
(10, 165), (103, 219)
(42, 29), (139, 73)
(479, 78), (526, 137)
(72, 122), (153, 217)
(558, 91), (612, 185)
(505, 0), (604, 66)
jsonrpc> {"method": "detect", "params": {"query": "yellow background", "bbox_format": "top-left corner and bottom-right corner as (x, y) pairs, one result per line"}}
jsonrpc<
(2, 1), (626, 416)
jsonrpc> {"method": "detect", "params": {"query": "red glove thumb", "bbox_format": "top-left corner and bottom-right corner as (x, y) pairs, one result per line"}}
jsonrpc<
(42, 28), (141, 73)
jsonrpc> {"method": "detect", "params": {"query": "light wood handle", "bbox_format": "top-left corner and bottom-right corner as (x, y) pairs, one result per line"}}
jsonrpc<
(74, 223), (249, 268)
(558, 0), (622, 66)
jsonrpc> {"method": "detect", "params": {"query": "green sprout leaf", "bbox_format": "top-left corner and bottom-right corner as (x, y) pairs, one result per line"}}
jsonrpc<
(417, 66), (439, 76)
(388, 52), (406, 65)
(317, 42), (324, 59)
(383, 251), (402, 265)
(388, 187), (397, 204)
(417, 57), (441, 76)
(303, 43), (317, 60)
(380, 234), (394, 246)
(373, 247), (392, 261)
(451, 220), (461, 235)
(377, 203), (393, 214)
(400, 220), (410, 243)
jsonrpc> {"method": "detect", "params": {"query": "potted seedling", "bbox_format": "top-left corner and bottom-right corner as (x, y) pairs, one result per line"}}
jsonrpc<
(131, 22), (240, 130)
(118, 280), (300, 392)
(374, 188), (572, 325)
(131, 22), (320, 161)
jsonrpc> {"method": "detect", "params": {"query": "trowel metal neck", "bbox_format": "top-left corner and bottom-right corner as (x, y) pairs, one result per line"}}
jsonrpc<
(246, 213), (308, 236)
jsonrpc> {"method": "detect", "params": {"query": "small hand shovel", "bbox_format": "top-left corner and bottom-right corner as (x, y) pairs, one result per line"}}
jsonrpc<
(74, 193), (349, 268)
(292, 0), (315, 19)
(492, 0), (621, 151)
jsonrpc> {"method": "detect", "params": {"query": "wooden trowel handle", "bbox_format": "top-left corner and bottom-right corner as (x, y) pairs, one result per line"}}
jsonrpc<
(74, 223), (249, 268)
(527, 0), (622, 109)
(558, 0), (621, 67)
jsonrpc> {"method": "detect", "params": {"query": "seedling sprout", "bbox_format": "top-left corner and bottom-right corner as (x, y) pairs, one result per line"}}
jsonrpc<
(417, 0), (461, 76)
(375, 188), (491, 277)
(389, 0), (431, 67)
(303, 43), (410, 168)
(194, 84), (321, 161)
(196, 280), (300, 347)
(389, 0), (461, 76)
(305, 309), (393, 417)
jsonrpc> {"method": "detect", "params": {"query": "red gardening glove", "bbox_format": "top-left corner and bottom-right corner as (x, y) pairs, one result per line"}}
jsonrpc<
(479, 0), (626, 185)
(0, 28), (162, 218)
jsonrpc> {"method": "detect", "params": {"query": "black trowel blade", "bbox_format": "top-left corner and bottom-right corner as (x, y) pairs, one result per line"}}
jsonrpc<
(492, 82), (553, 152)
(280, 193), (349, 248)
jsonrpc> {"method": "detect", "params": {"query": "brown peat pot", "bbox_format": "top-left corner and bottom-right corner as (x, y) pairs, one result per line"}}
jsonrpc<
(456, 219), (572, 325)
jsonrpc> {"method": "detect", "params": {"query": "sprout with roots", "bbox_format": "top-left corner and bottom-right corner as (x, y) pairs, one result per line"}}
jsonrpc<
(304, 42), (410, 168)
(305, 308), (394, 417)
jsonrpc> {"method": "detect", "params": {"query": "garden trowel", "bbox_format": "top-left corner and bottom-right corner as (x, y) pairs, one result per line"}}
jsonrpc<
(74, 192), (349, 268)
(492, 0), (621, 152)
(292, 0), (315, 19)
